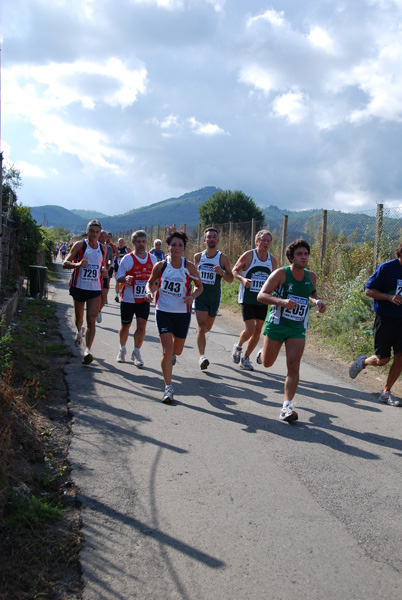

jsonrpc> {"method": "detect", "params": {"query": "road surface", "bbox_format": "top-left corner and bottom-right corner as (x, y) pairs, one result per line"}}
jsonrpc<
(53, 264), (402, 600)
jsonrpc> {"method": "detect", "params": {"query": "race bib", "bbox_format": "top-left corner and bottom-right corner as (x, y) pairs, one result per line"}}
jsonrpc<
(82, 264), (99, 281)
(134, 280), (146, 298)
(282, 294), (309, 323)
(200, 265), (216, 285)
(163, 279), (184, 297)
(396, 279), (402, 296)
(250, 271), (268, 293)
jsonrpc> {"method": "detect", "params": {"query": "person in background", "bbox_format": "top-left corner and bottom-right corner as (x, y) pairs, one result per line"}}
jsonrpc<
(150, 239), (164, 262)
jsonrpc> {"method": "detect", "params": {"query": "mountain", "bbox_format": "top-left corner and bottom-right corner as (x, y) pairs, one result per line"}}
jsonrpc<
(29, 187), (220, 233)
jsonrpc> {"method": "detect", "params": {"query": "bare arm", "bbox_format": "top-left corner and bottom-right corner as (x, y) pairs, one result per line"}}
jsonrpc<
(62, 241), (86, 270)
(232, 251), (253, 288)
(366, 287), (402, 306)
(257, 268), (297, 308)
(218, 253), (233, 283)
(183, 261), (203, 304)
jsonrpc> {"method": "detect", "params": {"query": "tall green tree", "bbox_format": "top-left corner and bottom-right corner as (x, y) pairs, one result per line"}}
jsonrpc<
(2, 158), (22, 211)
(198, 189), (264, 226)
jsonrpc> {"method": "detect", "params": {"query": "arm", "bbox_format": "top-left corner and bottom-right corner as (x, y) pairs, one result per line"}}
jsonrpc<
(218, 253), (234, 283)
(183, 261), (204, 304)
(145, 262), (163, 298)
(232, 251), (253, 288)
(257, 268), (299, 310)
(308, 271), (326, 313)
(62, 241), (86, 270)
(193, 251), (202, 267)
(365, 287), (402, 306)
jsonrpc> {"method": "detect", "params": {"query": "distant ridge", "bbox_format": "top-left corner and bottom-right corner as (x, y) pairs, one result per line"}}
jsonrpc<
(28, 187), (378, 242)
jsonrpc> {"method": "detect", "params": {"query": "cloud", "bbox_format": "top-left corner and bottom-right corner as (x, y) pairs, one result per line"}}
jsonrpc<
(272, 91), (310, 124)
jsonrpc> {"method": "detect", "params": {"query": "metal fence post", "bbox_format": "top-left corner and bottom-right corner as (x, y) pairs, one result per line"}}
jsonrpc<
(281, 215), (288, 265)
(374, 203), (383, 269)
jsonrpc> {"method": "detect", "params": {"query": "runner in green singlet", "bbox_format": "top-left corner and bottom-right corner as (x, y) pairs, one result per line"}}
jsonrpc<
(256, 239), (326, 422)
(194, 228), (233, 370)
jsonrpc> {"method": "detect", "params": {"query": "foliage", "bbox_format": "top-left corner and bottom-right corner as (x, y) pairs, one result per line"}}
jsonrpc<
(1, 159), (22, 212)
(12, 205), (55, 273)
(199, 189), (264, 227)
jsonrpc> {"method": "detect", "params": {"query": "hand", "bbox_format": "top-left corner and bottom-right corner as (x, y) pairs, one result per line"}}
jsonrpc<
(80, 258), (88, 268)
(244, 278), (252, 289)
(183, 296), (194, 305)
(317, 300), (326, 313)
(144, 292), (153, 303)
(283, 298), (298, 310)
(126, 275), (134, 285)
(214, 266), (223, 276)
(391, 294), (402, 305)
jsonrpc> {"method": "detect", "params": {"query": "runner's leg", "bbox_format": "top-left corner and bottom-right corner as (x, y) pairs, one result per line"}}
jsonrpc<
(283, 338), (305, 402)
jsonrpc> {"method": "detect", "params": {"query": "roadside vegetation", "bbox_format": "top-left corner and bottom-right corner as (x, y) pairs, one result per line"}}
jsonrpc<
(0, 295), (81, 600)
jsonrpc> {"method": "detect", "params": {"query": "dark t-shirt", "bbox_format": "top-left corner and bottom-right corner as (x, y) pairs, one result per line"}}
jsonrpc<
(366, 258), (402, 318)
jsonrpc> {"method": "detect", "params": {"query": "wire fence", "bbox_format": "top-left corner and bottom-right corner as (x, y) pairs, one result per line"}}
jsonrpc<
(114, 205), (402, 272)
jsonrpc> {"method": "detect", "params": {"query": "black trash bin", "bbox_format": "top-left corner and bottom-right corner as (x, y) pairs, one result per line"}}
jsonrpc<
(28, 265), (47, 298)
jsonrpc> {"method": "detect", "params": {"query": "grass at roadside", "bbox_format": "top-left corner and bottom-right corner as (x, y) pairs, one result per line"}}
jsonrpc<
(0, 295), (82, 600)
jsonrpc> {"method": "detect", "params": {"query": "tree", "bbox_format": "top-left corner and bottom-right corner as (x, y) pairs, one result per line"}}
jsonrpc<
(2, 157), (22, 212)
(198, 189), (264, 226)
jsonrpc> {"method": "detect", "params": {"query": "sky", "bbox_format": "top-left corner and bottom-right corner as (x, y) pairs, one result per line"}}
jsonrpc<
(2, 0), (402, 216)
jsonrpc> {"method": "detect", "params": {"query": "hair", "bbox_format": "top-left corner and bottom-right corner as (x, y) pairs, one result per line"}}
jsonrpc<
(131, 229), (147, 243)
(255, 229), (272, 245)
(87, 219), (102, 230)
(204, 227), (219, 237)
(154, 239), (162, 245)
(286, 239), (310, 263)
(396, 242), (402, 258)
(166, 230), (189, 248)
(107, 232), (113, 237)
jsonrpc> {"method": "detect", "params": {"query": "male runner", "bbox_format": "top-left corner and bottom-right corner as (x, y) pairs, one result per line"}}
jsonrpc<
(349, 242), (402, 406)
(194, 228), (233, 369)
(96, 230), (113, 323)
(63, 219), (107, 365)
(256, 239), (326, 421)
(114, 237), (130, 302)
(115, 230), (157, 366)
(232, 230), (277, 371)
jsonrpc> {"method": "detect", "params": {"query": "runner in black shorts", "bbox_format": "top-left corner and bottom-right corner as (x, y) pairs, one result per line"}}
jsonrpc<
(349, 242), (402, 406)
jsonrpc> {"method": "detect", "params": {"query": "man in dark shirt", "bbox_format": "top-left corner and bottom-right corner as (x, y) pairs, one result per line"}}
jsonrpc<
(349, 242), (402, 406)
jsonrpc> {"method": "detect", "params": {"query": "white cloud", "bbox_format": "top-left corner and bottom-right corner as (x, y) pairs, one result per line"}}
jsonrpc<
(238, 65), (276, 95)
(272, 91), (310, 124)
(15, 161), (46, 178)
(247, 9), (284, 28)
(187, 117), (227, 136)
(308, 26), (336, 53)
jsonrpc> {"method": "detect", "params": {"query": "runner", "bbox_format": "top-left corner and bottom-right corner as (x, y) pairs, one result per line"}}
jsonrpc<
(96, 230), (114, 323)
(349, 242), (402, 406)
(232, 230), (278, 371)
(150, 239), (164, 262)
(114, 238), (130, 302)
(194, 227), (233, 370)
(145, 231), (203, 403)
(256, 239), (326, 421)
(115, 230), (157, 366)
(60, 243), (68, 262)
(62, 219), (107, 365)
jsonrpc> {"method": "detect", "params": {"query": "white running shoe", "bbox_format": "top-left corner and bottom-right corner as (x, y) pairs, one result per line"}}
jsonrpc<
(280, 403), (298, 422)
(172, 354), (177, 366)
(96, 312), (102, 323)
(349, 354), (366, 379)
(240, 356), (254, 371)
(82, 349), (93, 365)
(199, 356), (210, 370)
(132, 349), (144, 368)
(162, 385), (174, 404)
(74, 326), (85, 347)
(256, 350), (262, 365)
(378, 391), (401, 406)
(116, 348), (127, 363)
(232, 343), (242, 364)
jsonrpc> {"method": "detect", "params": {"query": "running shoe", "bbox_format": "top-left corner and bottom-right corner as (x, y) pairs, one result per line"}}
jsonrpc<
(199, 356), (210, 370)
(116, 348), (127, 363)
(132, 349), (144, 368)
(172, 354), (176, 366)
(96, 312), (102, 323)
(280, 403), (298, 422)
(232, 343), (242, 364)
(378, 391), (401, 406)
(240, 356), (254, 371)
(74, 326), (85, 347)
(162, 385), (174, 404)
(82, 350), (93, 365)
(349, 354), (366, 379)
(256, 350), (262, 365)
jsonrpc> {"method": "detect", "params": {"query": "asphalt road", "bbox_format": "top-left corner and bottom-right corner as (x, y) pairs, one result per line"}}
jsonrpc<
(53, 263), (402, 600)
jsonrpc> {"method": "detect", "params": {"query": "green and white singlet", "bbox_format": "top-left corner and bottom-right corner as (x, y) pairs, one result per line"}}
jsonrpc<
(238, 250), (274, 305)
(197, 250), (223, 303)
(266, 266), (314, 333)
